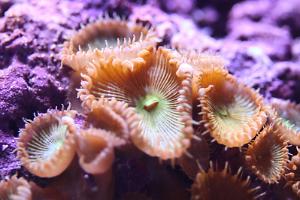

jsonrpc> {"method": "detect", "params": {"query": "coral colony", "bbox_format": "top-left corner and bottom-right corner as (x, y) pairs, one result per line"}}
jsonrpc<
(1, 0), (300, 199)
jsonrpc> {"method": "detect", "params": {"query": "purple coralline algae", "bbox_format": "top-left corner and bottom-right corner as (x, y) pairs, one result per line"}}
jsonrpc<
(0, 129), (19, 180)
(266, 62), (300, 102)
(0, 64), (31, 131)
(230, 0), (300, 37)
(228, 20), (292, 60)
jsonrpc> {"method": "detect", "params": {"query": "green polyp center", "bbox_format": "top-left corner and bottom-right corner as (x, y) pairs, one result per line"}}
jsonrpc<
(214, 104), (243, 132)
(44, 133), (65, 158)
(135, 93), (169, 127)
(44, 124), (67, 158)
(143, 95), (160, 112)
(217, 106), (229, 118)
(27, 123), (68, 162)
(82, 36), (119, 51)
(211, 94), (257, 133)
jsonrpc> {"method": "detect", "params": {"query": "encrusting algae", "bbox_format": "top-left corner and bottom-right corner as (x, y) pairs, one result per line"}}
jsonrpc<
(5, 13), (299, 199)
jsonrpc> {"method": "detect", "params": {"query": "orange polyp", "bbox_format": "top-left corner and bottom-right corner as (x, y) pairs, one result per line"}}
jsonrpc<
(191, 162), (262, 200)
(78, 47), (194, 160)
(171, 50), (226, 101)
(0, 175), (32, 200)
(75, 128), (124, 175)
(17, 109), (77, 178)
(62, 16), (159, 74)
(271, 98), (300, 146)
(284, 148), (300, 197)
(197, 66), (267, 147)
(245, 122), (288, 184)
